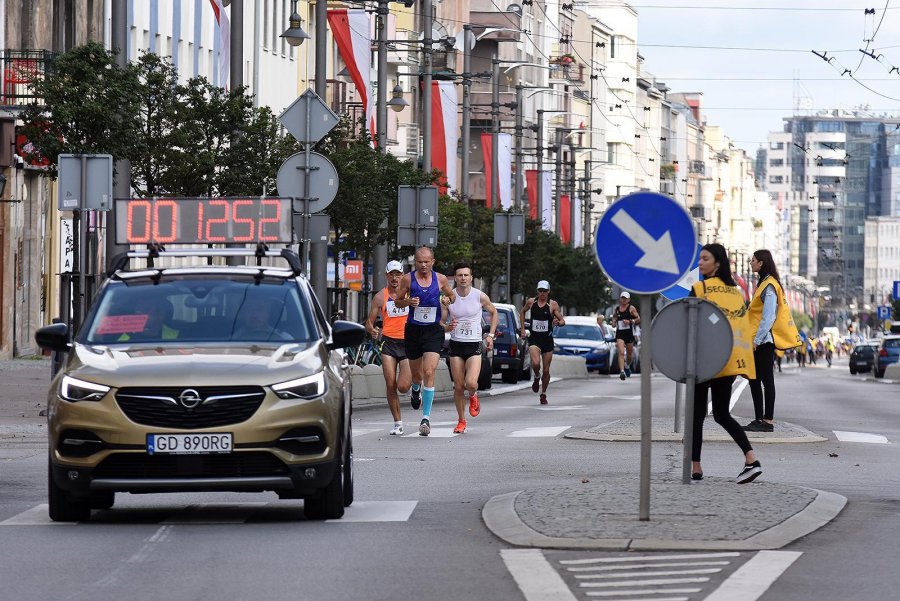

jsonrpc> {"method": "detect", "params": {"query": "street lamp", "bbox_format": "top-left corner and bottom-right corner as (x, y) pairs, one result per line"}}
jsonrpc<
(280, 0), (310, 47)
(387, 83), (408, 112)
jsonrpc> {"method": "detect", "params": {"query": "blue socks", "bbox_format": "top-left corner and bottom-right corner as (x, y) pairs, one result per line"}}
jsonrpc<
(422, 386), (435, 418)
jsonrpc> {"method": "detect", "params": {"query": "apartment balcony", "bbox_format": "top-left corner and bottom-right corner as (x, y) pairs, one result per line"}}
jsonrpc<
(550, 62), (585, 84)
(688, 160), (706, 175)
(1, 50), (56, 107)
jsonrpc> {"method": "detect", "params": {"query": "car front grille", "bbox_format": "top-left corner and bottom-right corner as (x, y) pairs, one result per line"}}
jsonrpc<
(93, 452), (289, 479)
(115, 386), (266, 428)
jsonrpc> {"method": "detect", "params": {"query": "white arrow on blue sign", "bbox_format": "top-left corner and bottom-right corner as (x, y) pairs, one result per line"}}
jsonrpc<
(594, 192), (698, 295)
(660, 243), (704, 301)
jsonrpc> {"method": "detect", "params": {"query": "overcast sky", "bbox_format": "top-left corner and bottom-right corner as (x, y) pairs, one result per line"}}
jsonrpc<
(632, 0), (900, 154)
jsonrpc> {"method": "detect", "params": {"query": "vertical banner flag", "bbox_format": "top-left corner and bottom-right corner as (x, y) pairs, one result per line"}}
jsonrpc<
(560, 195), (571, 245)
(328, 9), (375, 143)
(481, 133), (513, 208)
(574, 197), (583, 247)
(209, 0), (230, 88)
(432, 81), (459, 194)
(525, 170), (553, 231)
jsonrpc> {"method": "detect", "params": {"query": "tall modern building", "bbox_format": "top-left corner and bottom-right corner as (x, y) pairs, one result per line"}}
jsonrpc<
(766, 111), (900, 316)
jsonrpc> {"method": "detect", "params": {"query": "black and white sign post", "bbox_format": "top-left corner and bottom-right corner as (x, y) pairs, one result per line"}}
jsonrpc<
(397, 185), (439, 247)
(651, 298), (732, 483)
(58, 153), (112, 332)
(595, 192), (698, 520)
(278, 89), (339, 303)
(493, 213), (525, 300)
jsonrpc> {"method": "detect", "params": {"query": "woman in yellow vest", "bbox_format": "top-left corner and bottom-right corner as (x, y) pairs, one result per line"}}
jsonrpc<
(690, 244), (762, 484)
(744, 249), (802, 433)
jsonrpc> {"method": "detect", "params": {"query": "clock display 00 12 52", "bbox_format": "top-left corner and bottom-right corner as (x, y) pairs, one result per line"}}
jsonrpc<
(114, 197), (293, 245)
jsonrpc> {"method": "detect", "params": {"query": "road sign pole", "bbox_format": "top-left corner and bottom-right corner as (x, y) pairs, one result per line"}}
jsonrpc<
(639, 293), (652, 521)
(77, 155), (89, 329)
(681, 297), (700, 484)
(506, 216), (512, 302)
(674, 382), (684, 433)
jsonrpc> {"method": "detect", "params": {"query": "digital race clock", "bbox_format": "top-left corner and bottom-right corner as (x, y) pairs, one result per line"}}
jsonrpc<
(114, 197), (293, 245)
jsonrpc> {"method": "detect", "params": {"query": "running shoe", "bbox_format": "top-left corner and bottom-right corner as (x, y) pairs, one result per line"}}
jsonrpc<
(418, 418), (431, 436)
(410, 387), (421, 410)
(736, 461), (762, 484)
(469, 393), (480, 417)
(539, 393), (548, 405)
(624, 367), (632, 378)
(531, 375), (540, 393)
(389, 424), (403, 436)
(453, 419), (467, 434)
(619, 370), (627, 380)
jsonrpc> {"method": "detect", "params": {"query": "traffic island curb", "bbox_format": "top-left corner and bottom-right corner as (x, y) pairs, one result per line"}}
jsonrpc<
(482, 479), (847, 551)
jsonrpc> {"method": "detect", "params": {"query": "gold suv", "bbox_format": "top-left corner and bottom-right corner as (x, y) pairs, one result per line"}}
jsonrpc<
(35, 248), (365, 522)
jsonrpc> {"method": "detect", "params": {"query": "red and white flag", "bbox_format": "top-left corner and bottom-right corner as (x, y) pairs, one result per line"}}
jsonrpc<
(431, 81), (459, 194)
(208, 0), (230, 88)
(481, 132), (512, 208)
(525, 170), (552, 231)
(328, 9), (375, 143)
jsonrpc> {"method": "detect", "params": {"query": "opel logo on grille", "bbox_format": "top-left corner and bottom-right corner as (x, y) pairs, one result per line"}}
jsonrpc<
(179, 389), (202, 409)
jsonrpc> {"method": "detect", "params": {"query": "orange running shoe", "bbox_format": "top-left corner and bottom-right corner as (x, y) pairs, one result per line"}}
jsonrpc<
(453, 419), (467, 434)
(469, 393), (480, 417)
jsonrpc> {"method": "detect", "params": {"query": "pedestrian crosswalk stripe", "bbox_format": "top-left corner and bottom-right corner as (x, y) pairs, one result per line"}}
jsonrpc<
(508, 426), (570, 437)
(502, 549), (579, 601)
(580, 576), (712, 587)
(574, 567), (723, 579)
(585, 589), (698, 598)
(352, 428), (381, 437)
(537, 406), (585, 411)
(704, 550), (802, 601)
(568, 560), (731, 572)
(833, 430), (889, 444)
(1, 500), (418, 525)
(560, 552), (740, 564)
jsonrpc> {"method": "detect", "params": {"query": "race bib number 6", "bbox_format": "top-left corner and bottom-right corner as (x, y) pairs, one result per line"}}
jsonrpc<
(414, 306), (435, 322)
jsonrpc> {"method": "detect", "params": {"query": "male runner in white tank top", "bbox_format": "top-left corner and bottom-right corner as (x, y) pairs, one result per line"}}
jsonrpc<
(444, 262), (498, 434)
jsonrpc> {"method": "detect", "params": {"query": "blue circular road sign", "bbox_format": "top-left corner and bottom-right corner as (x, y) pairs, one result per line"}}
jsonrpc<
(594, 192), (698, 295)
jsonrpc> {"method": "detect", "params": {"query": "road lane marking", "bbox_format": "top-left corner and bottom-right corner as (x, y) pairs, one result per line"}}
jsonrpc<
(327, 500), (417, 522)
(833, 430), (889, 444)
(575, 567), (723, 579)
(580, 576), (712, 587)
(537, 406), (585, 411)
(704, 550), (802, 601)
(501, 549), (579, 601)
(0, 504), (76, 526)
(560, 552), (741, 565)
(567, 560), (731, 572)
(585, 589), (699, 598)
(352, 428), (381, 437)
(508, 426), (570, 437)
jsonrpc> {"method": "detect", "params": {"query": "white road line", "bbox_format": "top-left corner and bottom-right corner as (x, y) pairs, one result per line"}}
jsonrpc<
(580, 577), (711, 588)
(567, 560), (731, 572)
(0, 504), (76, 526)
(403, 427), (458, 438)
(575, 568), (723, 579)
(352, 428), (382, 437)
(326, 501), (417, 522)
(726, 378), (749, 413)
(501, 549), (579, 601)
(588, 596), (689, 601)
(560, 552), (741, 565)
(163, 502), (269, 524)
(537, 406), (585, 411)
(833, 430), (890, 444)
(508, 426), (570, 437)
(585, 589), (701, 598)
(704, 550), (802, 601)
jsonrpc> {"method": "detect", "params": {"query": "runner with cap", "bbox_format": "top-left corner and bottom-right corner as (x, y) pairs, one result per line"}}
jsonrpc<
(613, 291), (640, 380)
(364, 260), (412, 435)
(520, 280), (566, 404)
(394, 247), (457, 436)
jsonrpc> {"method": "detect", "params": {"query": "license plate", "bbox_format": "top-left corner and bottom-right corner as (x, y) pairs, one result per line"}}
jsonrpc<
(855, 362), (868, 366)
(147, 433), (233, 455)
(500, 364), (510, 369)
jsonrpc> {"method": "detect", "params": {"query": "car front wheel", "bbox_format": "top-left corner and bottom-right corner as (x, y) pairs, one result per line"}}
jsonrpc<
(304, 434), (346, 520)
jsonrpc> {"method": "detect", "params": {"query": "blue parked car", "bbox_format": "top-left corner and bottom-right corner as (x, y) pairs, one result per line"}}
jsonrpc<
(552, 316), (615, 374)
(874, 335), (900, 378)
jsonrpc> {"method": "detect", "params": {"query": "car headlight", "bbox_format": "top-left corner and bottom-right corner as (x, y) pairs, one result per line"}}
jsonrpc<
(272, 372), (327, 399)
(553, 344), (562, 353)
(59, 375), (110, 402)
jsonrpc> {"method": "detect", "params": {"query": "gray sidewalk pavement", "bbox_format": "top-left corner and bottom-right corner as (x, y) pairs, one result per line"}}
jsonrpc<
(1, 358), (846, 551)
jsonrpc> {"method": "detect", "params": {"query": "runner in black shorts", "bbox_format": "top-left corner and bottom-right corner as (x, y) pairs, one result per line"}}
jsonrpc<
(365, 260), (411, 435)
(394, 247), (457, 436)
(520, 280), (565, 404)
(614, 291), (640, 380)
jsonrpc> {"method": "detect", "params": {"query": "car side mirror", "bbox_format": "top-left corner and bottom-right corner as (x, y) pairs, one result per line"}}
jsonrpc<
(329, 320), (366, 350)
(35, 323), (70, 353)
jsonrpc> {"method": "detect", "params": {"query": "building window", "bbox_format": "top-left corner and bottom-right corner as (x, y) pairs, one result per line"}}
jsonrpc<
(770, 142), (784, 150)
(770, 158), (783, 167)
(610, 36), (616, 59)
(769, 175), (784, 184)
(607, 142), (617, 165)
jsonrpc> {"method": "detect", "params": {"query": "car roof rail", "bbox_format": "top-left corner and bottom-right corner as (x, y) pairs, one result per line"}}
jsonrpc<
(106, 244), (304, 277)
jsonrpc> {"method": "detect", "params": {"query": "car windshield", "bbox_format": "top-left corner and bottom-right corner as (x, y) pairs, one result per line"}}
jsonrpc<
(554, 324), (604, 341)
(82, 277), (317, 345)
(854, 346), (874, 356)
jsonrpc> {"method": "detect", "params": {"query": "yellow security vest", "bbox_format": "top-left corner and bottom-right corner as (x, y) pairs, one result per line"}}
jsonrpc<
(692, 277), (756, 380)
(747, 276), (802, 351)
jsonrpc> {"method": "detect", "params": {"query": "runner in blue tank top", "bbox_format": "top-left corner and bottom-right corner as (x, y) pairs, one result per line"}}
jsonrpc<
(394, 247), (457, 436)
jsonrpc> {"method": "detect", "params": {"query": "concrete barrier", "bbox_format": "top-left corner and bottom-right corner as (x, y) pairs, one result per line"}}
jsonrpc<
(885, 363), (900, 381)
(363, 363), (387, 399)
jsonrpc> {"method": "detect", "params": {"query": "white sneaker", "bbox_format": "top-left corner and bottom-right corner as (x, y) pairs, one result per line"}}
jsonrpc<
(389, 424), (403, 436)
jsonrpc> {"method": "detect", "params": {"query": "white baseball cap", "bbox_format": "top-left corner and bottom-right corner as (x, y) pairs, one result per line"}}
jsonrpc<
(537, 280), (550, 290)
(385, 260), (403, 273)
(620, 291), (631, 299)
